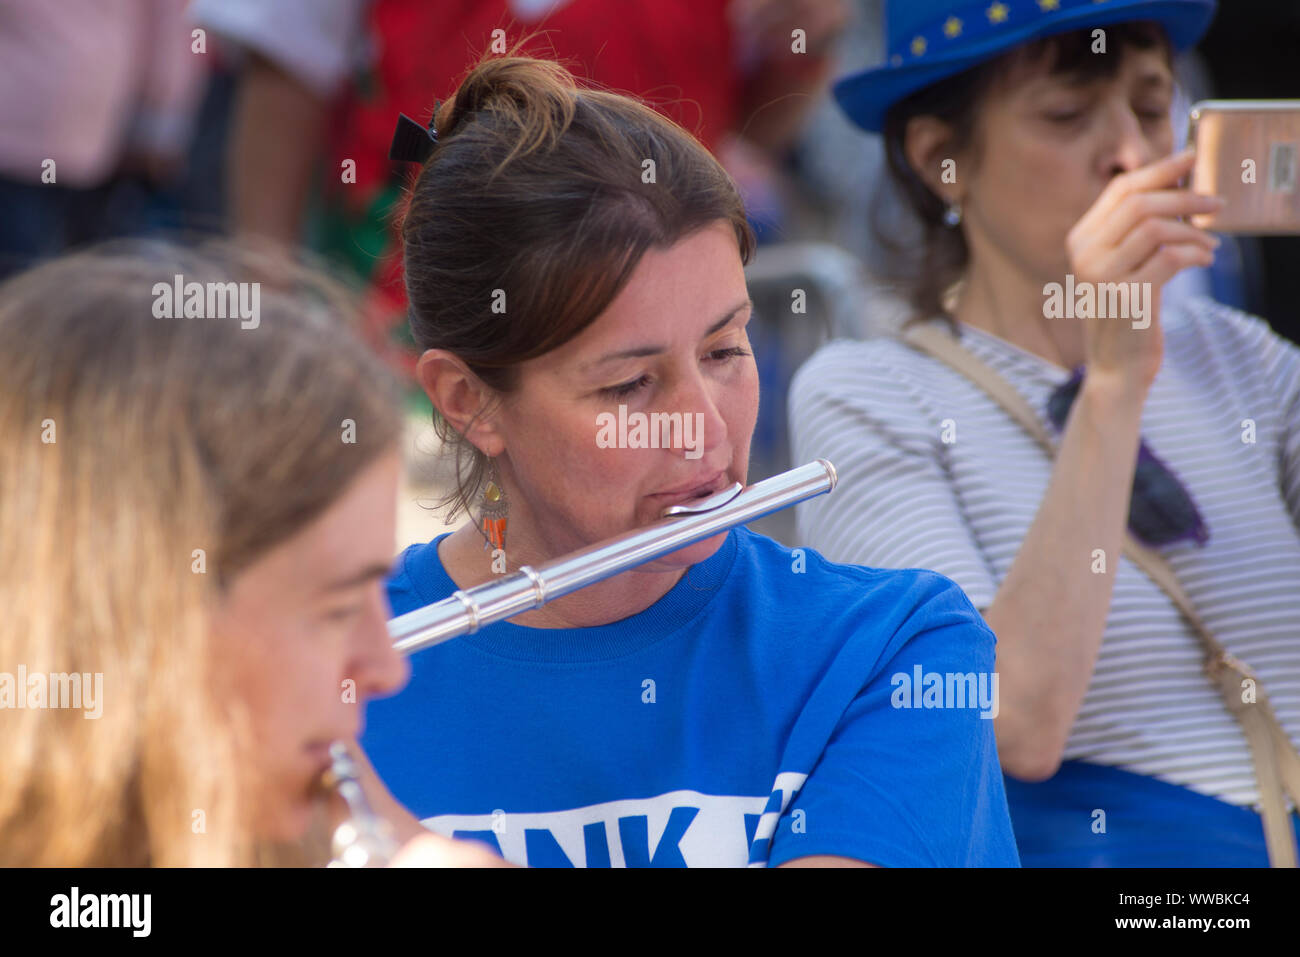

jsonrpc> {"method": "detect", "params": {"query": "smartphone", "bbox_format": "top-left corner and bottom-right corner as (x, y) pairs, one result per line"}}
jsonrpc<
(1187, 100), (1300, 234)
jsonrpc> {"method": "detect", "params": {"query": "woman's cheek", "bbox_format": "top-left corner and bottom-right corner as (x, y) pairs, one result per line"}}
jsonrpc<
(733, 364), (761, 434)
(570, 414), (621, 480)
(306, 630), (347, 708)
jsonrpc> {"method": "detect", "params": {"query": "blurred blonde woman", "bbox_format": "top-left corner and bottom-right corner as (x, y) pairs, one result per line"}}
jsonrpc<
(0, 241), (503, 867)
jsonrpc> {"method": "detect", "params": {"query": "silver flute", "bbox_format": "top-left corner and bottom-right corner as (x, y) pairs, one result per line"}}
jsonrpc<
(325, 459), (837, 865)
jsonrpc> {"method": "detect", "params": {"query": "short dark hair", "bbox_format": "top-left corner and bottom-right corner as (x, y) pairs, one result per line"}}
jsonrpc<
(877, 21), (1172, 324)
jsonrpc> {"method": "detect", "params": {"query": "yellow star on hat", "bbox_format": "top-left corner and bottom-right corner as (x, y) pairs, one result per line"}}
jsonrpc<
(911, 35), (928, 56)
(987, 2), (1009, 23)
(1037, 0), (1060, 10)
(943, 16), (963, 38)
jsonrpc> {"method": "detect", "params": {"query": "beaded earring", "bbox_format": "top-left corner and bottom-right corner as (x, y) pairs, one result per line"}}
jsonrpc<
(477, 459), (508, 552)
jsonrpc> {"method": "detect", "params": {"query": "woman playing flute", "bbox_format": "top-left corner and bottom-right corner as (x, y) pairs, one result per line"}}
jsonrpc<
(359, 55), (1019, 867)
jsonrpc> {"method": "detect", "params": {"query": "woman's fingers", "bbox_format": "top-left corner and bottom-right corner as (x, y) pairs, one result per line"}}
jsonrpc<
(1074, 149), (1198, 239)
(1129, 240), (1219, 291)
(1102, 217), (1218, 279)
(1091, 189), (1225, 251)
(1067, 150), (1221, 306)
(1090, 149), (1198, 217)
(1116, 146), (1199, 194)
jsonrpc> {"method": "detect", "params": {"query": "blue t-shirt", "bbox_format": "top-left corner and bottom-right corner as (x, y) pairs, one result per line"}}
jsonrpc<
(1005, 760), (1298, 867)
(362, 527), (1021, 867)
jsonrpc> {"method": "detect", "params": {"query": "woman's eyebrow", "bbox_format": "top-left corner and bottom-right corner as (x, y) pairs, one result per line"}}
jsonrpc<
(711, 297), (754, 331)
(585, 298), (754, 368)
(1133, 72), (1173, 92)
(317, 562), (394, 593)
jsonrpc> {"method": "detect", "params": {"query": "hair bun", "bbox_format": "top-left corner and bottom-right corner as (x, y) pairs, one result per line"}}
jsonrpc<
(438, 56), (577, 150)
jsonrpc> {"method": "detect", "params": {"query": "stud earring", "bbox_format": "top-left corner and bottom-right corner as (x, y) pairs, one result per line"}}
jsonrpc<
(942, 202), (963, 227)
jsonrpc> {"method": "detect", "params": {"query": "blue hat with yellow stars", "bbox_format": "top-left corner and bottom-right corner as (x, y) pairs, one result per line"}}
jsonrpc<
(834, 0), (1217, 133)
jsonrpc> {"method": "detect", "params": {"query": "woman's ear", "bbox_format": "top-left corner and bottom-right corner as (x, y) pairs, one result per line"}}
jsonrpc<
(415, 349), (505, 457)
(903, 114), (963, 204)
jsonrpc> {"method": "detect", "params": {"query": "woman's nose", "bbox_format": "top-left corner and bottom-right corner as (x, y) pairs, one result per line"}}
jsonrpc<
(350, 589), (409, 699)
(670, 368), (731, 457)
(1106, 103), (1160, 177)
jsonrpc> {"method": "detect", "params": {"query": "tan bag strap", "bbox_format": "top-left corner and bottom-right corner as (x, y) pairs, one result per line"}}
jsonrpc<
(903, 320), (1300, 867)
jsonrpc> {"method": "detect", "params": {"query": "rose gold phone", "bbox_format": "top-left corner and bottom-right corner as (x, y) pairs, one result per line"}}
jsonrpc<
(1187, 100), (1300, 234)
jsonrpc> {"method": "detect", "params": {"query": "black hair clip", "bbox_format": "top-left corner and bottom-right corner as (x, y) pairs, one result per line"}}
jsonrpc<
(389, 104), (440, 164)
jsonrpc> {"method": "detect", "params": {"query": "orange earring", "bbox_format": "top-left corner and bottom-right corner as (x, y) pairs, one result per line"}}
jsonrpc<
(477, 460), (508, 552)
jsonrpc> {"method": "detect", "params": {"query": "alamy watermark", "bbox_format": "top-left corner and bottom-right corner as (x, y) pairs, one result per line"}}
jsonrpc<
(890, 664), (999, 719)
(50, 887), (150, 937)
(0, 666), (103, 719)
(1043, 275), (1152, 330)
(152, 274), (260, 329)
(596, 405), (704, 459)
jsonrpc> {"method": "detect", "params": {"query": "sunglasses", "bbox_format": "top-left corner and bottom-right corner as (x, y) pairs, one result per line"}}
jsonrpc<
(1047, 368), (1209, 548)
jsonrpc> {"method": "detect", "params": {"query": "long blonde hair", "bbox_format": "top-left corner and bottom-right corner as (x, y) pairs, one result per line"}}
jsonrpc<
(0, 240), (403, 865)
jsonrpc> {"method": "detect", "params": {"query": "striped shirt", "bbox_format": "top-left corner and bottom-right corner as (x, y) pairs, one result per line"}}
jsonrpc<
(788, 295), (1300, 810)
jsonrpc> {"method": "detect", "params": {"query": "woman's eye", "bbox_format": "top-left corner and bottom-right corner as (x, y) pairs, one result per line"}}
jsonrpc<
(598, 347), (748, 398)
(322, 605), (362, 624)
(1046, 110), (1084, 124)
(601, 375), (650, 398)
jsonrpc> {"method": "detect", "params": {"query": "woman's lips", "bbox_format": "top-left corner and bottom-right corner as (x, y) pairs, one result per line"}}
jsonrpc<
(648, 470), (729, 508)
(305, 742), (335, 780)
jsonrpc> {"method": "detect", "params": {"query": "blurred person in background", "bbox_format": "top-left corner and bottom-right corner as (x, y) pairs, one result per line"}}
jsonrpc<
(0, 0), (208, 278)
(790, 0), (1300, 866)
(192, 0), (850, 385)
(0, 240), (506, 868)
(790, 0), (1264, 339)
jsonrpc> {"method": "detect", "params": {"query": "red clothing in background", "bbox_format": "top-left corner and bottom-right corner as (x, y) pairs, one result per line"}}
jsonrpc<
(336, 0), (737, 201)
(327, 0), (740, 380)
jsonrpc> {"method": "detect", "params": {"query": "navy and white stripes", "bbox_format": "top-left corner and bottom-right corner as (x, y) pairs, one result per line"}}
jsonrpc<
(789, 296), (1300, 809)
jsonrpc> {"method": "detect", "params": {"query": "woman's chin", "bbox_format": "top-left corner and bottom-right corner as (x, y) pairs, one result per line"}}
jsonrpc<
(257, 786), (319, 844)
(635, 532), (729, 574)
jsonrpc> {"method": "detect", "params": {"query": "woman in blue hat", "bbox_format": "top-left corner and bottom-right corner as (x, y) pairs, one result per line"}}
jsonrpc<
(791, 0), (1300, 866)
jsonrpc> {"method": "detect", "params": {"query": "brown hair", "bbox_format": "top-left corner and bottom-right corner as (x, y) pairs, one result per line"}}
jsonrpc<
(0, 239), (403, 865)
(877, 22), (1172, 324)
(399, 53), (756, 520)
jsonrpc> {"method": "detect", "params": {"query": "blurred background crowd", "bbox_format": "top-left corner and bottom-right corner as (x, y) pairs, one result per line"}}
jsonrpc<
(2, 0), (1296, 544)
